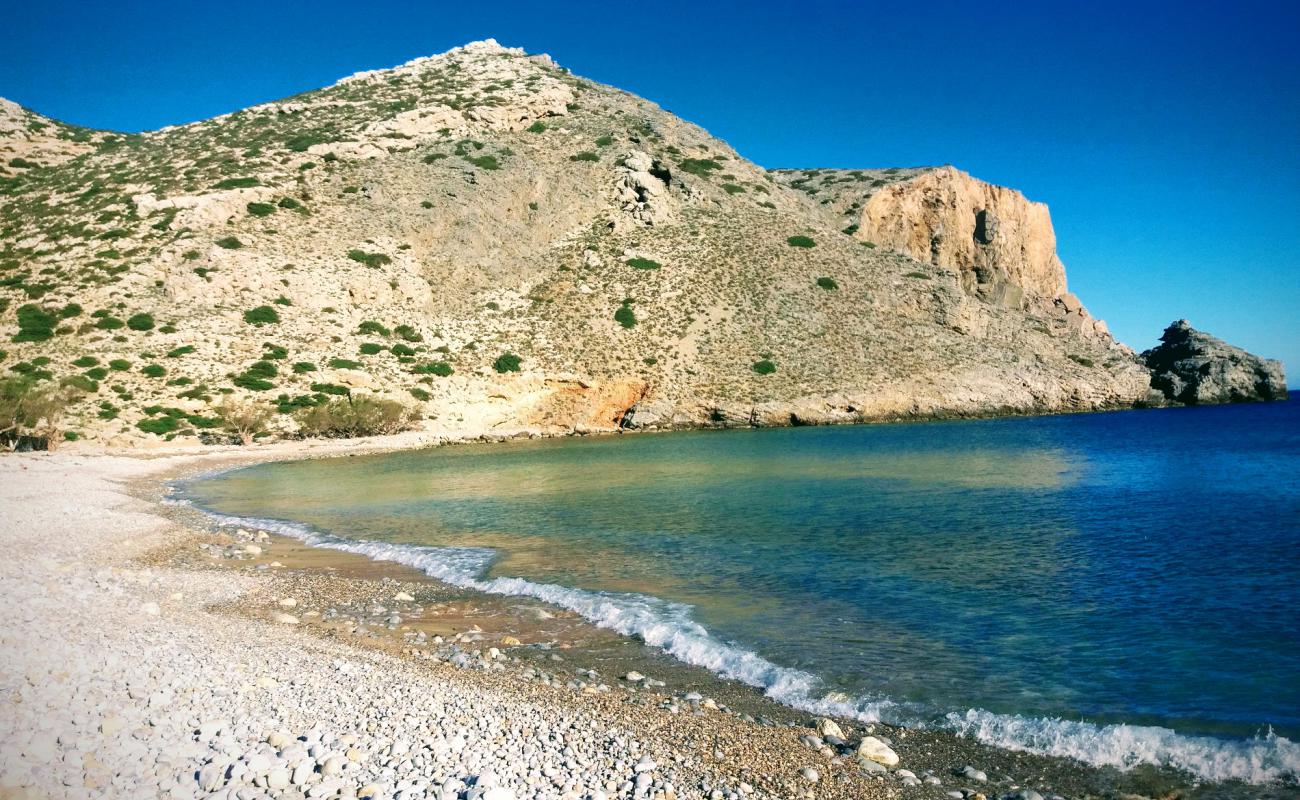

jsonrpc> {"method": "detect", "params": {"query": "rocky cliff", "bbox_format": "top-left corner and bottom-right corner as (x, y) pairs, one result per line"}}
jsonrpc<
(0, 41), (1281, 448)
(1143, 320), (1288, 404)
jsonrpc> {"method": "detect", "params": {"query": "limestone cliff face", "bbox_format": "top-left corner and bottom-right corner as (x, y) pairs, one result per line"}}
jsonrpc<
(856, 166), (1067, 303)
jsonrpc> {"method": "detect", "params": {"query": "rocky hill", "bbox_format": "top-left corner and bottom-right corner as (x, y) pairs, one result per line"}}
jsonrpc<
(0, 40), (1282, 447)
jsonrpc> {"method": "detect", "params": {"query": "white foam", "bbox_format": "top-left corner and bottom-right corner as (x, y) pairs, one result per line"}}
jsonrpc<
(183, 497), (1299, 786)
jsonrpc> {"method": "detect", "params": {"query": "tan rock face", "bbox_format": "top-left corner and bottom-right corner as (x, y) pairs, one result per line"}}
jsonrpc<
(857, 166), (1067, 300)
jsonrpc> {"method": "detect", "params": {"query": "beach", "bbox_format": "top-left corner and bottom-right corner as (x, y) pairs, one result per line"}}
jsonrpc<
(0, 434), (1289, 800)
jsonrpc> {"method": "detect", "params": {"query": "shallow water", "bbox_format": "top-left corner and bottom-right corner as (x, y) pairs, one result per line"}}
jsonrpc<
(187, 396), (1300, 784)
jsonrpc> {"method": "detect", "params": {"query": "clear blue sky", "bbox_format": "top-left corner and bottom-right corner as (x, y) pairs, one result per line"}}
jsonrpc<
(4, 1), (1297, 373)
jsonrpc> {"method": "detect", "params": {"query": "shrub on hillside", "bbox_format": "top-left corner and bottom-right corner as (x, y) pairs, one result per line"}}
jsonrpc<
(243, 306), (280, 325)
(294, 396), (417, 438)
(787, 236), (816, 248)
(493, 353), (522, 373)
(215, 398), (274, 445)
(1, 377), (80, 451)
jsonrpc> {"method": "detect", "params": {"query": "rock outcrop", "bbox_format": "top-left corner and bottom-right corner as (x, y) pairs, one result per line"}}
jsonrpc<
(1142, 320), (1287, 404)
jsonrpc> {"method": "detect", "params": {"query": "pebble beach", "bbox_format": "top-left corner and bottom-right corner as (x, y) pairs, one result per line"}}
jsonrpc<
(0, 440), (1281, 800)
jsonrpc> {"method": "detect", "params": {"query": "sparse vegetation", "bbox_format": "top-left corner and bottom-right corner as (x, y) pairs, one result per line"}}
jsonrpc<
(570, 151), (599, 162)
(215, 236), (243, 250)
(816, 277), (838, 290)
(625, 257), (661, 271)
(787, 236), (816, 248)
(247, 202), (276, 218)
(412, 361), (453, 377)
(752, 360), (777, 375)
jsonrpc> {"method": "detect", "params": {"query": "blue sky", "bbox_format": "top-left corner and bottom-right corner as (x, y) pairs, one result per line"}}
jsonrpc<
(4, 1), (1297, 372)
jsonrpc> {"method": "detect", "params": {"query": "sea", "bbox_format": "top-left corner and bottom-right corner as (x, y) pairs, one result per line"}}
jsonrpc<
(183, 394), (1300, 785)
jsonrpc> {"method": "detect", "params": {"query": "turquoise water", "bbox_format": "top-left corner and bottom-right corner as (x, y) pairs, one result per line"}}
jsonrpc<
(187, 395), (1300, 783)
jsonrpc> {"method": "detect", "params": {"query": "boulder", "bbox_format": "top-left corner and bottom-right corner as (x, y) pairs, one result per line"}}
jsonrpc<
(1142, 320), (1287, 404)
(856, 735), (899, 766)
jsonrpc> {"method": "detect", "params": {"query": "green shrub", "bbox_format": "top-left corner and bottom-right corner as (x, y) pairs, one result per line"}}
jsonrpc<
(787, 235), (816, 248)
(842, 223), (859, 235)
(295, 395), (417, 438)
(215, 236), (243, 250)
(752, 359), (776, 375)
(286, 133), (330, 152)
(94, 316), (124, 330)
(359, 342), (384, 355)
(166, 345), (195, 358)
(243, 306), (280, 325)
(526, 121), (547, 133)
(421, 200), (434, 209)
(13, 305), (57, 342)
(310, 382), (350, 396)
(816, 277), (838, 290)
(292, 361), (316, 373)
(212, 177), (260, 190)
(73, 356), (100, 368)
(357, 320), (391, 337)
(141, 364), (166, 378)
(347, 250), (392, 268)
(412, 361), (453, 377)
(109, 359), (131, 371)
(85, 368), (108, 380)
(183, 250), (201, 260)
(247, 202), (276, 218)
(464, 154), (500, 170)
(678, 158), (722, 177)
(904, 271), (930, 279)
(570, 151), (599, 162)
(614, 302), (637, 329)
(277, 197), (302, 210)
(1068, 354), (1096, 368)
(328, 357), (362, 370)
(721, 184), (745, 194)
(493, 352), (522, 373)
(595, 135), (613, 147)
(127, 313), (155, 331)
(625, 257), (661, 270)
(390, 343), (416, 357)
(409, 387), (431, 401)
(394, 324), (422, 342)
(59, 303), (83, 318)
(262, 344), (287, 359)
(136, 415), (181, 435)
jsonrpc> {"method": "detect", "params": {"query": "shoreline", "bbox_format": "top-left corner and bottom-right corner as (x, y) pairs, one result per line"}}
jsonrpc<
(0, 434), (1292, 799)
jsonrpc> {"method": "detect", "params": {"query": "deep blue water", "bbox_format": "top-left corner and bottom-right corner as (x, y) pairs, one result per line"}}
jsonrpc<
(188, 395), (1300, 782)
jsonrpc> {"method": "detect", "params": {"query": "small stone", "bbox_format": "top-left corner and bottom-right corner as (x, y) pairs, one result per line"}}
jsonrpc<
(267, 768), (290, 790)
(814, 718), (844, 739)
(800, 768), (819, 783)
(140, 601), (160, 616)
(624, 671), (645, 682)
(394, 592), (415, 602)
(278, 597), (298, 608)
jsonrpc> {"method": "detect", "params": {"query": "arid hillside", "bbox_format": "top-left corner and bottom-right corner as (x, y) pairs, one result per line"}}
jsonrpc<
(0, 40), (1180, 447)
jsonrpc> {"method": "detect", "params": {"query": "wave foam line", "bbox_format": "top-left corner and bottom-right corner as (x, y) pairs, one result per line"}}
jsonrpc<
(187, 501), (1298, 785)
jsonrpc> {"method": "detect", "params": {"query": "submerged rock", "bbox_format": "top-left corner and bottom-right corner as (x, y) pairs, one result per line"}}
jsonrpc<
(1142, 320), (1287, 404)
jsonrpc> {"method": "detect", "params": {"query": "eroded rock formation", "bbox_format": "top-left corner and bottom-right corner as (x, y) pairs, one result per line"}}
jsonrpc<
(1142, 320), (1287, 404)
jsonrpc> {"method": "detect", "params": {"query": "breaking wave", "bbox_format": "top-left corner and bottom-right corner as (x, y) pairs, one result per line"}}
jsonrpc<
(182, 498), (1299, 785)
